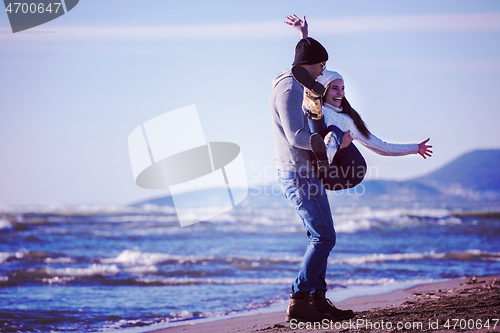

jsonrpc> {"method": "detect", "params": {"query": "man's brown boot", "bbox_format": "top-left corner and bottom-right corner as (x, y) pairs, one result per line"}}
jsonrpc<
(286, 293), (333, 323)
(310, 291), (355, 322)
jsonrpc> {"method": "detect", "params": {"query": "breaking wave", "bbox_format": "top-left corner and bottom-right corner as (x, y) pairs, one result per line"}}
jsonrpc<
(2, 249), (498, 288)
(328, 249), (500, 265)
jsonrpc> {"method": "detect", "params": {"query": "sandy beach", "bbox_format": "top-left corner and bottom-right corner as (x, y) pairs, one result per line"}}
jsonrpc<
(148, 275), (500, 333)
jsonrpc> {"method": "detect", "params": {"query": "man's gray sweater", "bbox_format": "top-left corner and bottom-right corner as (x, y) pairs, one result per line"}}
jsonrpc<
(270, 69), (314, 172)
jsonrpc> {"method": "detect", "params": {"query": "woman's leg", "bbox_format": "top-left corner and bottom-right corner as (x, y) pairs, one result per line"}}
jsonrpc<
(314, 124), (367, 191)
(308, 117), (328, 137)
(324, 142), (367, 190)
(309, 118), (343, 165)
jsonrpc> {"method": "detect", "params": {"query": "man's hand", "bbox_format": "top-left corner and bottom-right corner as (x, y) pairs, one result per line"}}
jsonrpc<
(341, 130), (353, 149)
(285, 14), (308, 39)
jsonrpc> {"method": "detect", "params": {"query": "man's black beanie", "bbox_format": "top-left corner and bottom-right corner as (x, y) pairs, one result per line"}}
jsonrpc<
(292, 37), (328, 66)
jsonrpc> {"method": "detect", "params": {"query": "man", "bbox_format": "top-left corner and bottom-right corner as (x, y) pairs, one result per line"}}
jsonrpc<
(269, 37), (355, 323)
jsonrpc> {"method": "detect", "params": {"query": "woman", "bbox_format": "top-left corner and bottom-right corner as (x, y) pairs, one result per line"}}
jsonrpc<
(286, 15), (433, 191)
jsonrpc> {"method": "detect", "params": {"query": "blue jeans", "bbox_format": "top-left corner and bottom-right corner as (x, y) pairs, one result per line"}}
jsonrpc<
(278, 169), (336, 295)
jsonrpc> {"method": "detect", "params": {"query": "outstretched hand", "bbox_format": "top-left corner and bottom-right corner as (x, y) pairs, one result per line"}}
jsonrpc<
(418, 138), (433, 159)
(285, 14), (308, 39)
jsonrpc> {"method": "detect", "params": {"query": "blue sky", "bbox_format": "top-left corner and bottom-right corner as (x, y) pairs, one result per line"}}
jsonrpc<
(1, 0), (499, 206)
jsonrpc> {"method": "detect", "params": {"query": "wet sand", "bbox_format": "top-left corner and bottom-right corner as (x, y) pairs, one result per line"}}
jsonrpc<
(148, 275), (500, 333)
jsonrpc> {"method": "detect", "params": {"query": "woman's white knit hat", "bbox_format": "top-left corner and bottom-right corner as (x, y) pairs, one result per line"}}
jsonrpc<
(317, 70), (344, 87)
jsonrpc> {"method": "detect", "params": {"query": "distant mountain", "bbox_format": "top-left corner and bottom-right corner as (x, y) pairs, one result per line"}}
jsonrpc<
(414, 149), (500, 193)
(130, 149), (500, 211)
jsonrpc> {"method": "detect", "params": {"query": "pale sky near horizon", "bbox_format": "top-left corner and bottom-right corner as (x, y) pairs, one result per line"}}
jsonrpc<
(1, 0), (500, 206)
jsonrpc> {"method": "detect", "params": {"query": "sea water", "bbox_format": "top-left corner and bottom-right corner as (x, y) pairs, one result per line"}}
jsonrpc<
(0, 204), (499, 332)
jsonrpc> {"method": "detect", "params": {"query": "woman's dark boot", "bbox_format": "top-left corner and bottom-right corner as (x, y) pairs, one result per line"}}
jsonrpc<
(310, 291), (355, 322)
(286, 293), (333, 323)
(310, 133), (328, 162)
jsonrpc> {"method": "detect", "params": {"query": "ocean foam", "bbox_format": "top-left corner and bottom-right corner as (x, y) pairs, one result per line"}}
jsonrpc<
(101, 250), (216, 266)
(0, 219), (13, 230)
(44, 257), (75, 264)
(46, 264), (121, 277)
(124, 266), (159, 275)
(101, 248), (500, 271)
(0, 252), (13, 263)
(129, 277), (405, 287)
(329, 207), (465, 233)
(0, 205), (468, 233)
(101, 250), (304, 267)
(328, 249), (500, 265)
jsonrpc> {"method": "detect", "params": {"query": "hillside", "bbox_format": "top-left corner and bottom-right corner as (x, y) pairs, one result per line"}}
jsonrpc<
(414, 149), (500, 193)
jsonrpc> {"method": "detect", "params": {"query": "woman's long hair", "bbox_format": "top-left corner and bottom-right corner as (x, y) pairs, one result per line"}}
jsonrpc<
(340, 97), (370, 139)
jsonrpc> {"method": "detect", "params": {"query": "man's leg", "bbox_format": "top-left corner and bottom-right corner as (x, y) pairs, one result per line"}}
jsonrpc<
(283, 173), (356, 322)
(291, 174), (335, 295)
(278, 170), (334, 323)
(301, 175), (356, 321)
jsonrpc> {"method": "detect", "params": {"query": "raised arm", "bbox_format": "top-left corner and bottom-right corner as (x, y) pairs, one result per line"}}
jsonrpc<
(285, 14), (308, 39)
